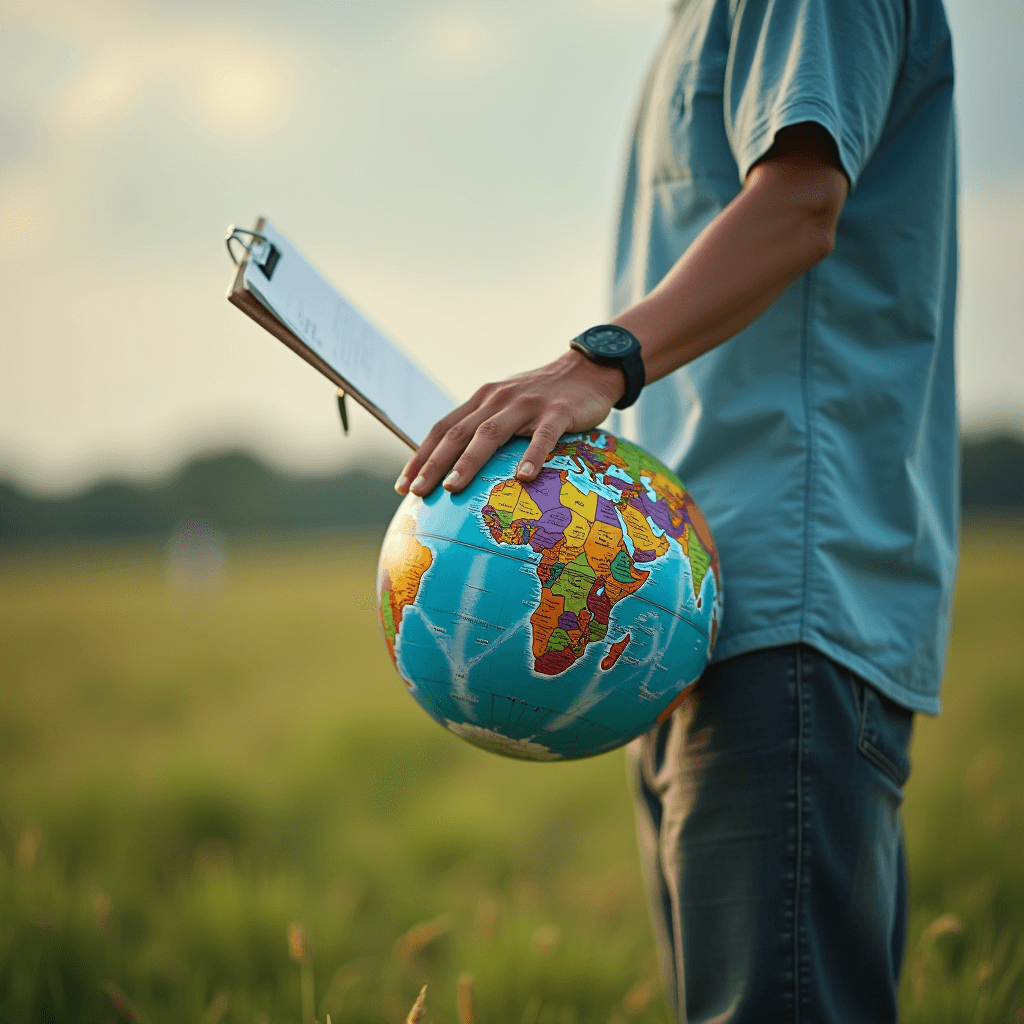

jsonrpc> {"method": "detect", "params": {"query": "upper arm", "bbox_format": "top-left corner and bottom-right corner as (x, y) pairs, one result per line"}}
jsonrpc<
(725, 0), (905, 190)
(747, 121), (850, 224)
(741, 121), (850, 260)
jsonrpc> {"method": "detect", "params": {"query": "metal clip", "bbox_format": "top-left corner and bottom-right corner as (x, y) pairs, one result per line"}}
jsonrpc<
(225, 225), (280, 279)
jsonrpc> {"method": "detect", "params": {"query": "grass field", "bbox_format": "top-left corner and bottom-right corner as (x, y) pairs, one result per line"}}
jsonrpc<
(1, 525), (1022, 1023)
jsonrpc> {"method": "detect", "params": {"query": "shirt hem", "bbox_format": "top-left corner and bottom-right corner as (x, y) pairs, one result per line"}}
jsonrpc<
(709, 625), (942, 716)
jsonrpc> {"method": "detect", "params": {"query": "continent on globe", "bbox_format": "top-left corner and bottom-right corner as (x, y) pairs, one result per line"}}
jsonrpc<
(601, 633), (632, 671)
(377, 514), (433, 670)
(480, 431), (720, 678)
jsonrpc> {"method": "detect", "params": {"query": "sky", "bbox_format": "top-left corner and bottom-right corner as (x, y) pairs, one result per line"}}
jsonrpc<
(1, 0), (1022, 494)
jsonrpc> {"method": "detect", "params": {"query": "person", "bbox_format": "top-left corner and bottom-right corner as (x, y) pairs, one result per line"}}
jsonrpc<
(396, 0), (958, 1020)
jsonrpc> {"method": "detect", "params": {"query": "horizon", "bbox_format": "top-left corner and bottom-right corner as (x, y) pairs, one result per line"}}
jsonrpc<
(1, 428), (1022, 500)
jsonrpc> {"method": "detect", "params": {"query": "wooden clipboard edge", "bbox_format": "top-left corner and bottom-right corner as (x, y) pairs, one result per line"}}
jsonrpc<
(226, 216), (419, 452)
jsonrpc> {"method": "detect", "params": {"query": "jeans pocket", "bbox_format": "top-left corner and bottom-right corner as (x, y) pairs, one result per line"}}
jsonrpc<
(852, 677), (914, 789)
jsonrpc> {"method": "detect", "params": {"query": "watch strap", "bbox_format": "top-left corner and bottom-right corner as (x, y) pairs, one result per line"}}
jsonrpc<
(570, 324), (646, 410)
(613, 346), (645, 410)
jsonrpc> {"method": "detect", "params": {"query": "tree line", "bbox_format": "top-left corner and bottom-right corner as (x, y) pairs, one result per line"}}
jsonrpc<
(1, 435), (1021, 545)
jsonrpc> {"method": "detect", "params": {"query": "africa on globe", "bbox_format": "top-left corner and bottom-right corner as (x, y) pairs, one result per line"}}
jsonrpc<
(376, 431), (722, 761)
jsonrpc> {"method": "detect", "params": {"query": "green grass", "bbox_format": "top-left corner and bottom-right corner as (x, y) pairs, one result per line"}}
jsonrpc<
(1, 525), (1022, 1023)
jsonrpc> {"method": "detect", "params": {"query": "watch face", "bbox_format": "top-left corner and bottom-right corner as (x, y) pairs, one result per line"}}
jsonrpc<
(586, 327), (634, 356)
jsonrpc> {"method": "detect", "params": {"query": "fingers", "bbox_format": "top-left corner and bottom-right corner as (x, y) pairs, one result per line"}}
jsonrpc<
(393, 353), (611, 498)
(395, 391), (487, 495)
(410, 408), (510, 496)
(514, 408), (573, 483)
(440, 407), (535, 493)
(419, 389), (547, 495)
(399, 384), (541, 496)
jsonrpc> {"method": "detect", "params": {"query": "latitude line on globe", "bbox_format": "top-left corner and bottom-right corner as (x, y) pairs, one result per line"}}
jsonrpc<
(475, 691), (619, 737)
(415, 678), (619, 736)
(625, 594), (710, 639)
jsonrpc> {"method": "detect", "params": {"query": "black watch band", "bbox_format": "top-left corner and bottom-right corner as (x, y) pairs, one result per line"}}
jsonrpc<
(570, 324), (646, 410)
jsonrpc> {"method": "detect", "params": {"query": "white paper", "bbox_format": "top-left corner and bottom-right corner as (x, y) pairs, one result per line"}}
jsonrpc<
(244, 220), (455, 446)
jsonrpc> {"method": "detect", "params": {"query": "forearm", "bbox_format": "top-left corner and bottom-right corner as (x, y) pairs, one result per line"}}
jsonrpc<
(613, 158), (847, 382)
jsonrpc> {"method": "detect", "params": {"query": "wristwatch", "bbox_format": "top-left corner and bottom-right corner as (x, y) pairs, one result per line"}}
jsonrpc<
(570, 324), (646, 409)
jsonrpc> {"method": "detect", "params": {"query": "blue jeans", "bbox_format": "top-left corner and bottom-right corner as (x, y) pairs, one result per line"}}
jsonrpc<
(627, 644), (913, 1023)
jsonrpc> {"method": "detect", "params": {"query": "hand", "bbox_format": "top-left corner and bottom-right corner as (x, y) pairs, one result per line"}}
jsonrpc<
(395, 349), (626, 496)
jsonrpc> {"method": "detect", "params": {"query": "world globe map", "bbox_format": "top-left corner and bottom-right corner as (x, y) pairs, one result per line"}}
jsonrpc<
(376, 431), (722, 761)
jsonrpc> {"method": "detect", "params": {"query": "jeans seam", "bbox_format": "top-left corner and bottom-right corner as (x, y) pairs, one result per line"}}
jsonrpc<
(793, 647), (806, 1023)
(797, 270), (817, 645)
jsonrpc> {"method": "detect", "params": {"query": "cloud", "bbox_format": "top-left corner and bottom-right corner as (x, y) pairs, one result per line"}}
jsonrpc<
(427, 15), (492, 63)
(414, 9), (511, 78)
(39, 12), (296, 140)
(48, 52), (138, 134)
(179, 30), (296, 138)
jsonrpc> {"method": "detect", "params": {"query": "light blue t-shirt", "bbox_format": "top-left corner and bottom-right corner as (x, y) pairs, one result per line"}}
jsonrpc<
(611, 0), (958, 713)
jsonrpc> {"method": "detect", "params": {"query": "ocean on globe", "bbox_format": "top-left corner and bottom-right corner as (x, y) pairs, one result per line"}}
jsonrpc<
(376, 431), (722, 761)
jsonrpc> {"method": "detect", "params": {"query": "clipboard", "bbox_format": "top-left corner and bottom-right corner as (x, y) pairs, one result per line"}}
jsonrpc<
(226, 217), (455, 450)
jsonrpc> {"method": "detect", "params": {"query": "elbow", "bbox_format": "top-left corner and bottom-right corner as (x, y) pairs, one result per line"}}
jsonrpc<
(799, 180), (845, 265)
(805, 218), (837, 264)
(747, 156), (847, 267)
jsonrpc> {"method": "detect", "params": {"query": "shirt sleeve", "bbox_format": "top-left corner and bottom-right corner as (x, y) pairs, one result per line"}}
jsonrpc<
(725, 0), (906, 188)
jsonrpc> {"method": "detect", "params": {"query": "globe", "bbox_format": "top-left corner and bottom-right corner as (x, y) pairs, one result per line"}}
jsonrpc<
(376, 430), (722, 761)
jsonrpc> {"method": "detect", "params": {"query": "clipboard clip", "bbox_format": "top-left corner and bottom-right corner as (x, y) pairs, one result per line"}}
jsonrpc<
(225, 225), (280, 280)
